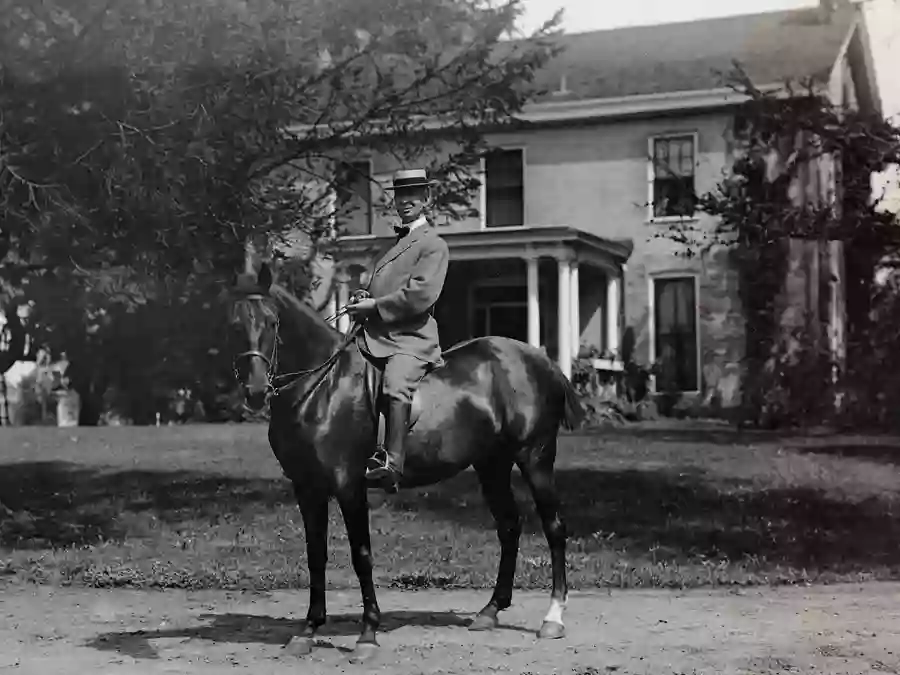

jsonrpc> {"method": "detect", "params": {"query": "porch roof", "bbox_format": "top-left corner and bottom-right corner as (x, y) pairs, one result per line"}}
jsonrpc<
(328, 225), (634, 273)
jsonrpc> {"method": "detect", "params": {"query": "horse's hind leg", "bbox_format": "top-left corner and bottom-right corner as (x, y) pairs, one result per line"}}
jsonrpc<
(286, 484), (329, 656)
(470, 459), (521, 632)
(517, 436), (568, 639)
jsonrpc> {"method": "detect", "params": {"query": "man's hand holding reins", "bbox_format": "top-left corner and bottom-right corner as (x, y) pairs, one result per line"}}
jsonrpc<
(345, 289), (378, 322)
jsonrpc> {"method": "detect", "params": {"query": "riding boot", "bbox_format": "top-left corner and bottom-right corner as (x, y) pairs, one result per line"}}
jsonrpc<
(366, 398), (410, 493)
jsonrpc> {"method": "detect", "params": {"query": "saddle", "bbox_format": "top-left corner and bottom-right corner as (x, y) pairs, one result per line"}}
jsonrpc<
(362, 355), (429, 449)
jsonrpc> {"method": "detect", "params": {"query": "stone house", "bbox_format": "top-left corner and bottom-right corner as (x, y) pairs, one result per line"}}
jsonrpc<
(854, 0), (900, 218)
(299, 1), (881, 413)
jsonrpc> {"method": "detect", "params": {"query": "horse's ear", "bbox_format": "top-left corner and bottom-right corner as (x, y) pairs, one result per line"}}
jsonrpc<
(258, 262), (274, 292)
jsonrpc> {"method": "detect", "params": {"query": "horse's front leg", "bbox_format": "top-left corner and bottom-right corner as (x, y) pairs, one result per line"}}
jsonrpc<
(285, 483), (330, 656)
(336, 481), (381, 663)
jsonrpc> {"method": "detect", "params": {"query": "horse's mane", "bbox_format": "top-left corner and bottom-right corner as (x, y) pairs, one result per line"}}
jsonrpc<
(268, 283), (340, 342)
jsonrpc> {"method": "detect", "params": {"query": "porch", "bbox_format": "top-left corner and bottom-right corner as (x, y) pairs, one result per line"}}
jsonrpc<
(326, 226), (633, 379)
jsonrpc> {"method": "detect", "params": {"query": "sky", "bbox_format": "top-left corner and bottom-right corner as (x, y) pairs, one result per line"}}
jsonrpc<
(517, 0), (819, 34)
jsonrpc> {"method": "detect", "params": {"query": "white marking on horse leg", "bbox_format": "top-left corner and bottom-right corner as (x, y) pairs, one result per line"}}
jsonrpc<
(543, 596), (566, 626)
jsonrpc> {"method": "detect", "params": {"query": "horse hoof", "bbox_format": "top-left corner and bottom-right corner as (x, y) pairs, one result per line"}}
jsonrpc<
(283, 636), (314, 657)
(538, 620), (566, 640)
(468, 613), (498, 632)
(348, 641), (379, 664)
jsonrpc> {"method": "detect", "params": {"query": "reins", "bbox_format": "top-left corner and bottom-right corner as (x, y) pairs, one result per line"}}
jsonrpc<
(323, 305), (351, 325)
(270, 320), (362, 396)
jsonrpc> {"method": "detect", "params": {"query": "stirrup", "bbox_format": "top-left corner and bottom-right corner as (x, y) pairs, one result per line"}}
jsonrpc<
(367, 446), (388, 470)
(365, 451), (401, 493)
(366, 457), (395, 477)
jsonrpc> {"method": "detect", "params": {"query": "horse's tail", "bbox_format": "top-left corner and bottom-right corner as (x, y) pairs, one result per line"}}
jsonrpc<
(556, 364), (586, 431)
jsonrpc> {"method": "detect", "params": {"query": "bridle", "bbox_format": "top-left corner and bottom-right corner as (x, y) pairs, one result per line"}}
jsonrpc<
(232, 294), (281, 398)
(232, 326), (280, 394)
(232, 292), (364, 402)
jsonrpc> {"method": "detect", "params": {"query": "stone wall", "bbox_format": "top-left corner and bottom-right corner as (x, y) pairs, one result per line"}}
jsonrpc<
(622, 239), (745, 415)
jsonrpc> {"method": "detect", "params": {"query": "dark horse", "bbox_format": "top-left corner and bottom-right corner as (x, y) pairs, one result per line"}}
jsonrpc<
(230, 262), (583, 661)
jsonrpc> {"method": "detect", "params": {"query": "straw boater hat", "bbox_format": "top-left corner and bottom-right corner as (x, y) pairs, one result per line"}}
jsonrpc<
(385, 168), (436, 191)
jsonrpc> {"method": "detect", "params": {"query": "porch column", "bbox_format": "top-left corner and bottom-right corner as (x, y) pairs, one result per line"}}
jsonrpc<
(337, 277), (351, 334)
(606, 271), (621, 357)
(325, 287), (337, 328)
(557, 257), (572, 379)
(526, 256), (541, 348)
(569, 260), (580, 357)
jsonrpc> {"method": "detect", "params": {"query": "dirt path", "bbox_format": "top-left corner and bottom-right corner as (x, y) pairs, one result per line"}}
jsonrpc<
(0, 582), (898, 674)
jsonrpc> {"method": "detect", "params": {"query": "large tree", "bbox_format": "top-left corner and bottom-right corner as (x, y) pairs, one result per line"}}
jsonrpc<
(0, 0), (561, 422)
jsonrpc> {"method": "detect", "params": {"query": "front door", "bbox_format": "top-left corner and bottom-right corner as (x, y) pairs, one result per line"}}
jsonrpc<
(471, 283), (547, 344)
(473, 303), (528, 342)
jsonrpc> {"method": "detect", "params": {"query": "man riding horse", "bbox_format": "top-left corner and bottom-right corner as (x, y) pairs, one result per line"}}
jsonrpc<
(344, 168), (450, 494)
(231, 171), (577, 651)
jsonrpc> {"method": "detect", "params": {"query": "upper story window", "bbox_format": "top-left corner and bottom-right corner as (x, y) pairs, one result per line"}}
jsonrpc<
(484, 148), (524, 228)
(649, 134), (697, 220)
(336, 160), (373, 235)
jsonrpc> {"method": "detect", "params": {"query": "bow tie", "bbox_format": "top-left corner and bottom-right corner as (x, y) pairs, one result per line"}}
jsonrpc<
(393, 225), (410, 239)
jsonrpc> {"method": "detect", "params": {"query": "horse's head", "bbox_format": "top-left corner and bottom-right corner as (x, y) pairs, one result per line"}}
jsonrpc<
(231, 263), (279, 412)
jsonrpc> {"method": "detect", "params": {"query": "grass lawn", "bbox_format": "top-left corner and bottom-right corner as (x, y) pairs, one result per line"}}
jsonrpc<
(1, 422), (900, 591)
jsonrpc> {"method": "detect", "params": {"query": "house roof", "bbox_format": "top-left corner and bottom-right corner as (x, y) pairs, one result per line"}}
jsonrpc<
(529, 4), (857, 102)
(328, 225), (634, 270)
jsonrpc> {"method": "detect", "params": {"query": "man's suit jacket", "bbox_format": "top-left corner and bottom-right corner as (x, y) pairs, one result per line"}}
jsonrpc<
(359, 223), (450, 364)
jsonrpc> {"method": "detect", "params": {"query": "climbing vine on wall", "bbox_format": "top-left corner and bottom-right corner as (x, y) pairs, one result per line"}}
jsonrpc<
(660, 66), (900, 427)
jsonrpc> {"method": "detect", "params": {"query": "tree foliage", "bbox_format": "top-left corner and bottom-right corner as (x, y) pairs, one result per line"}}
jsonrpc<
(0, 0), (561, 421)
(1, 0), (560, 275)
(661, 65), (900, 428)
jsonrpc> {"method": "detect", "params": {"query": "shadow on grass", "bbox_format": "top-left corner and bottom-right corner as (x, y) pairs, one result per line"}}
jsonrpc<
(85, 609), (518, 660)
(576, 424), (900, 453)
(3, 458), (900, 575)
(0, 460), (294, 548)
(788, 441), (900, 466)
(567, 424), (793, 446)
(395, 467), (900, 572)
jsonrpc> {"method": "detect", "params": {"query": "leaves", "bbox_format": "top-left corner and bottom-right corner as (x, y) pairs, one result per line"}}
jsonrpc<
(657, 64), (900, 429)
(0, 0), (561, 418)
(2, 0), (560, 280)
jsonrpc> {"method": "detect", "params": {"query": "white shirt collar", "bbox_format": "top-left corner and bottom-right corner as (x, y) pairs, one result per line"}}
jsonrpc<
(405, 215), (428, 232)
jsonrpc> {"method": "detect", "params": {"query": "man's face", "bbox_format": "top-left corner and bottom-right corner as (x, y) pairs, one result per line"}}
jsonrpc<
(393, 186), (430, 224)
